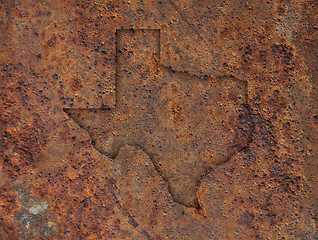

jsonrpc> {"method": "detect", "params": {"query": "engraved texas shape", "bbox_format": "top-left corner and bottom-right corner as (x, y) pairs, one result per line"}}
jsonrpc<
(64, 29), (254, 210)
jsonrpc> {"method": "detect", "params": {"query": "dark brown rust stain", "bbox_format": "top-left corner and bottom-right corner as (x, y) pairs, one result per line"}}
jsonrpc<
(47, 35), (57, 48)
(70, 78), (83, 92)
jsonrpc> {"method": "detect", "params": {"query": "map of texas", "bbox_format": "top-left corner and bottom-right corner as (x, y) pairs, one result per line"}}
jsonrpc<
(65, 29), (254, 210)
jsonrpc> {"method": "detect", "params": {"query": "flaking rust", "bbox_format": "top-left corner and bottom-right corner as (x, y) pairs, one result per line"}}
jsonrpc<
(1, 0), (317, 239)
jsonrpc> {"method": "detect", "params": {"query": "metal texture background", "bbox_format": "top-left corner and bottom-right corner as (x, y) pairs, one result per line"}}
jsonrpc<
(0, 0), (317, 239)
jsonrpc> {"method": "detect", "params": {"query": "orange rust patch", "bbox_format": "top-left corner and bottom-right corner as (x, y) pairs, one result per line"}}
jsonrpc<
(141, 106), (148, 112)
(168, 100), (185, 126)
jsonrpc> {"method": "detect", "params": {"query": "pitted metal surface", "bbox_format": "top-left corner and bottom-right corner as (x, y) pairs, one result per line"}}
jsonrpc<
(1, 0), (317, 239)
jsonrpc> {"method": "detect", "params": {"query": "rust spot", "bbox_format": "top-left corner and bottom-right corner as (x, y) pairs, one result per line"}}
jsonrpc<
(276, 4), (286, 16)
(313, 115), (318, 125)
(170, 83), (179, 93)
(239, 210), (255, 226)
(271, 44), (293, 65)
(47, 35), (56, 47)
(70, 78), (83, 91)
(168, 100), (184, 125)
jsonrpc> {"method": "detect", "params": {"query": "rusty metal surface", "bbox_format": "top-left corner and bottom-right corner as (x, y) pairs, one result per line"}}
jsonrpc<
(0, 0), (317, 239)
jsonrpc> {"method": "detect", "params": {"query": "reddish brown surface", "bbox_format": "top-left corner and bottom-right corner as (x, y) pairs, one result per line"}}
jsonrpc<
(1, 0), (317, 239)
